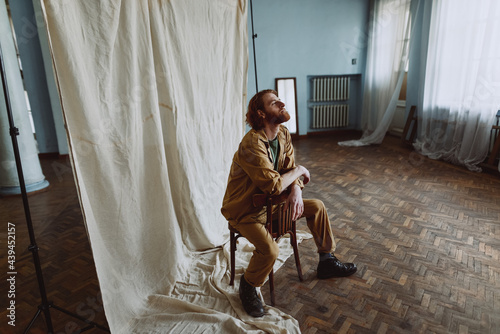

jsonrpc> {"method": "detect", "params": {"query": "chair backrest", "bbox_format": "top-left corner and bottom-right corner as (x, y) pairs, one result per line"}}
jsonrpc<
(252, 191), (294, 239)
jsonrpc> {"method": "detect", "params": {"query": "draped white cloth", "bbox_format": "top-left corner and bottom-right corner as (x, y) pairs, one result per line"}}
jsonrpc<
(413, 0), (500, 172)
(41, 1), (305, 332)
(339, 0), (412, 147)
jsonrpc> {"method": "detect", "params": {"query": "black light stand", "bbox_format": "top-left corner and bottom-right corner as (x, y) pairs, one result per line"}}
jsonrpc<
(249, 0), (258, 93)
(0, 42), (110, 333)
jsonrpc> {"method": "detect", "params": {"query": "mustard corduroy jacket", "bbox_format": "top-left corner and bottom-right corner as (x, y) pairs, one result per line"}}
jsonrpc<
(221, 125), (303, 225)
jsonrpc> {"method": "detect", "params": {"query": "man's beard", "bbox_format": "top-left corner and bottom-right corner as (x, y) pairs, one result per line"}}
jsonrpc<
(267, 110), (291, 125)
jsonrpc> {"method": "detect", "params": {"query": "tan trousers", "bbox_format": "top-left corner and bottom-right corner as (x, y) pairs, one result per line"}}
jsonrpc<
(231, 199), (336, 287)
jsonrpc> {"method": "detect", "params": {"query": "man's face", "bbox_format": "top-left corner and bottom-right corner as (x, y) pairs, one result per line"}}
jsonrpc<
(261, 93), (290, 125)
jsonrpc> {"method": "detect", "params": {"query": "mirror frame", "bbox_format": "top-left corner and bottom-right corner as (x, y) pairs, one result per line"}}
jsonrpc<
(275, 77), (299, 137)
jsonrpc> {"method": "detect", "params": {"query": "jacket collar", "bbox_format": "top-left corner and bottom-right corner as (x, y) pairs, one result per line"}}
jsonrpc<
(254, 125), (285, 146)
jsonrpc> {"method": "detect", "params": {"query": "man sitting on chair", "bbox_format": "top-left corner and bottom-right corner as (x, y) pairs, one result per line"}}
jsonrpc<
(221, 89), (357, 317)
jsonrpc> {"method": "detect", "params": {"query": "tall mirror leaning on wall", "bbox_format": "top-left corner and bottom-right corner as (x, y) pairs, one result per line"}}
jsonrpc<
(275, 77), (298, 138)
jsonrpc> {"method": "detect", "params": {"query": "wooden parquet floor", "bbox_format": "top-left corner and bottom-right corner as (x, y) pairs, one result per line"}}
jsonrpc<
(262, 134), (500, 334)
(1, 133), (499, 333)
(0, 155), (108, 334)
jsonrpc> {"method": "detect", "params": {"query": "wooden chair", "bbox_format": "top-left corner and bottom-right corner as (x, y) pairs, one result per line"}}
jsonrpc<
(401, 105), (418, 146)
(487, 125), (500, 167)
(228, 191), (303, 306)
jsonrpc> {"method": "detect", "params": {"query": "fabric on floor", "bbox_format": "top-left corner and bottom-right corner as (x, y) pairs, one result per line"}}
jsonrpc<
(40, 0), (307, 332)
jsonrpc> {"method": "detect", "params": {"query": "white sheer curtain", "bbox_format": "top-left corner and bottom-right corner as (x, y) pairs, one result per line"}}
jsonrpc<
(339, 0), (413, 147)
(414, 0), (500, 172)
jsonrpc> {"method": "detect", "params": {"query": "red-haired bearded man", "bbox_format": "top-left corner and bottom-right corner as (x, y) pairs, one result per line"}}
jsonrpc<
(221, 89), (357, 317)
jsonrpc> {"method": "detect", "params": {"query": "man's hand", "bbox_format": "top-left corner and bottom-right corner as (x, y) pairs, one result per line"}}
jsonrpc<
(299, 165), (311, 185)
(286, 184), (304, 221)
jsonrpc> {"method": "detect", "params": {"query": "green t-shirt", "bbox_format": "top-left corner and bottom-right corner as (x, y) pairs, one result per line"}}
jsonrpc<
(268, 137), (280, 171)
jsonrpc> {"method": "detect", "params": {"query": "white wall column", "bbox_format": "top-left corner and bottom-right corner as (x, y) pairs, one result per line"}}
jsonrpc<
(0, 1), (49, 195)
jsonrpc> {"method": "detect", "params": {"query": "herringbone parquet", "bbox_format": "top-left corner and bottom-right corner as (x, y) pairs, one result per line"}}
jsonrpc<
(0, 155), (107, 334)
(262, 134), (500, 334)
(1, 133), (499, 333)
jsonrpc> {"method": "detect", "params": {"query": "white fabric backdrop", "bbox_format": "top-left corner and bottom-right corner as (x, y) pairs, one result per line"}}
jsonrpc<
(41, 1), (305, 332)
(339, 0), (413, 147)
(413, 0), (500, 172)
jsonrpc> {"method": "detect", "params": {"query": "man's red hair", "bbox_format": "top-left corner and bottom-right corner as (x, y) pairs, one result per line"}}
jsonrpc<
(246, 89), (277, 130)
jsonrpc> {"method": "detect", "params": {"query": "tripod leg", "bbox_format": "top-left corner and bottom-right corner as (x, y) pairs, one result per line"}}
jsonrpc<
(24, 304), (54, 334)
(52, 304), (110, 332)
(24, 308), (42, 334)
(42, 304), (55, 334)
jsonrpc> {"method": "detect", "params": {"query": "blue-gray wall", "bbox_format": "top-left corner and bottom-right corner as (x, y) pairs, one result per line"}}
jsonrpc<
(11, 0), (431, 150)
(247, 0), (371, 135)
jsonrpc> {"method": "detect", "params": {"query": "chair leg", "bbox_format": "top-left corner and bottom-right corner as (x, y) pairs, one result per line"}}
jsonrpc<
(230, 231), (236, 286)
(290, 230), (303, 282)
(269, 270), (275, 306)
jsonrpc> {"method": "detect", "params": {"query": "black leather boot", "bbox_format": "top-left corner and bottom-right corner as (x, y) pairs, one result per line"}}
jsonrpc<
(317, 255), (357, 279)
(239, 274), (265, 317)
